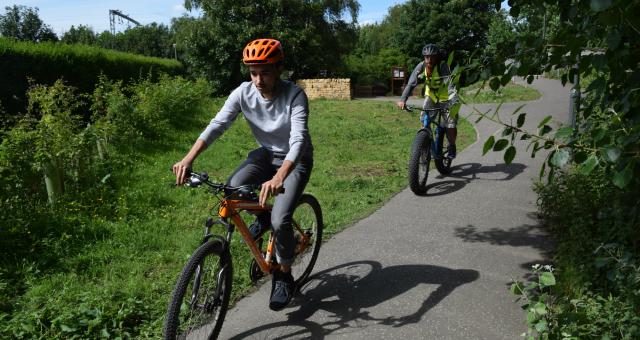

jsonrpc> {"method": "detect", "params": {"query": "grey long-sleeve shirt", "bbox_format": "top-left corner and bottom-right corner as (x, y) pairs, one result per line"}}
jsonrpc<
(199, 80), (312, 163)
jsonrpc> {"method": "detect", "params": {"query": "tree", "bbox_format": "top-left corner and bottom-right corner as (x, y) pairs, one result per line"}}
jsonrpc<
(0, 5), (57, 42)
(61, 25), (96, 45)
(354, 4), (405, 56)
(178, 0), (360, 94)
(393, 0), (499, 65)
(485, 9), (516, 63)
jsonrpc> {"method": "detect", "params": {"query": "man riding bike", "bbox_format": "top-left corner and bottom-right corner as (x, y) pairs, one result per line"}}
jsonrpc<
(396, 43), (459, 158)
(172, 38), (313, 311)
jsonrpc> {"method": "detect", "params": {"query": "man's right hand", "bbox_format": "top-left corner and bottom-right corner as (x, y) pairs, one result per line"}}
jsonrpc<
(172, 160), (192, 186)
(396, 101), (406, 110)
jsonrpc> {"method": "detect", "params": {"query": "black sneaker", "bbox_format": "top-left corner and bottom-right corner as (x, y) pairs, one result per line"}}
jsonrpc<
(249, 211), (271, 240)
(269, 270), (294, 311)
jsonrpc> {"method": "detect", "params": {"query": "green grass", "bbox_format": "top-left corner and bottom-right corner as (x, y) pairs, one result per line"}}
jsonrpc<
(2, 98), (475, 338)
(460, 81), (541, 103)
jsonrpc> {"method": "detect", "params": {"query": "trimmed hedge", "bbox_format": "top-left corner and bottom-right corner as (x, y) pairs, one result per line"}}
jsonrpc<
(0, 38), (183, 120)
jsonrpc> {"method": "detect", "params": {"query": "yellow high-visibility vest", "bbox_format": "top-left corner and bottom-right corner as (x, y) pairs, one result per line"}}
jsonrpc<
(424, 64), (451, 103)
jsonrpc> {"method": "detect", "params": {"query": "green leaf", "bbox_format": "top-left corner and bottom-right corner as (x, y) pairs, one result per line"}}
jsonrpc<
(516, 113), (526, 128)
(539, 161), (547, 179)
(540, 125), (552, 136)
(533, 302), (548, 315)
(612, 163), (633, 188)
(538, 115), (552, 128)
(591, 0), (612, 12)
(554, 126), (573, 140)
(489, 77), (500, 91)
(501, 74), (512, 86)
(60, 324), (75, 332)
(511, 104), (526, 116)
(579, 155), (599, 175)
(535, 320), (548, 332)
(550, 149), (570, 168)
(526, 311), (537, 325)
(493, 138), (509, 151)
(510, 281), (524, 295)
(606, 30), (621, 50)
(504, 146), (516, 164)
(540, 272), (556, 287)
(449, 103), (461, 119)
(604, 147), (621, 163)
(483, 135), (495, 155)
(447, 51), (455, 67)
(592, 128), (606, 142)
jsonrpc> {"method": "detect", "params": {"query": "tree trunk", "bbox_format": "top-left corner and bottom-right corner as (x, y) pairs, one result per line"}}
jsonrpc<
(44, 159), (64, 205)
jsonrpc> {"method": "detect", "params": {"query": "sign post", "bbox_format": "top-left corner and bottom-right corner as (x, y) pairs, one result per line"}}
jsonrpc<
(391, 66), (406, 96)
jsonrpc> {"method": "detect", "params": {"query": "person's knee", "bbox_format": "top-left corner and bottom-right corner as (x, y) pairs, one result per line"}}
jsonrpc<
(227, 175), (243, 187)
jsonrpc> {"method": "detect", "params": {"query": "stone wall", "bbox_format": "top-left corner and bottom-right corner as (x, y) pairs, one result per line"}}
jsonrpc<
(296, 78), (351, 100)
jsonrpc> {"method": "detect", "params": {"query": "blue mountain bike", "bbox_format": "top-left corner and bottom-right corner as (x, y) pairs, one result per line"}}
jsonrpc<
(406, 105), (453, 195)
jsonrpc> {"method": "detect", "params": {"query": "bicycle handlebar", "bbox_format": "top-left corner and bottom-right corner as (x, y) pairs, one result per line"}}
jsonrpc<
(180, 170), (284, 196)
(404, 104), (450, 113)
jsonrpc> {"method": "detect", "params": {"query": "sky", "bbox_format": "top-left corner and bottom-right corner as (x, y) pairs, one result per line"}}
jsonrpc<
(1, 0), (408, 36)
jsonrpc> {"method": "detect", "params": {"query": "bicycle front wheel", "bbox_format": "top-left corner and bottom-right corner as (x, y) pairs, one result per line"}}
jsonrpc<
(434, 128), (453, 175)
(408, 130), (432, 195)
(163, 239), (232, 340)
(291, 193), (323, 287)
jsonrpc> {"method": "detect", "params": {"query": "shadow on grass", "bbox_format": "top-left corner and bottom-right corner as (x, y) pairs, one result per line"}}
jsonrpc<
(226, 260), (479, 339)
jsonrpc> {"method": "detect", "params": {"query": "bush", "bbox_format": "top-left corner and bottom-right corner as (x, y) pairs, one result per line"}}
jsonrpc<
(526, 167), (640, 339)
(0, 74), (213, 338)
(0, 37), (183, 121)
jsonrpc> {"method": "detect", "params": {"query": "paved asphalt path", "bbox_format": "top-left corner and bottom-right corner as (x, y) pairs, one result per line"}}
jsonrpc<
(217, 77), (570, 339)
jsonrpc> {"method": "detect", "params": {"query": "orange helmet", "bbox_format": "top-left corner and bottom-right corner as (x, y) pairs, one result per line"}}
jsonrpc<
(242, 38), (284, 65)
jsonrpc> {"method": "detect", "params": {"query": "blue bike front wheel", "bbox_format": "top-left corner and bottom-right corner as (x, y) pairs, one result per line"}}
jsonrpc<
(408, 130), (432, 195)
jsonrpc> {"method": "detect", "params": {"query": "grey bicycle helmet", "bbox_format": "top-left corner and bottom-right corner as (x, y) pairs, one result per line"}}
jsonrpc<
(422, 43), (440, 56)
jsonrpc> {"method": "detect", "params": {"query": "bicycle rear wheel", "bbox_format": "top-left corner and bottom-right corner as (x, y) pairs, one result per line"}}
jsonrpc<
(291, 193), (323, 287)
(408, 130), (432, 195)
(434, 127), (453, 175)
(163, 239), (232, 340)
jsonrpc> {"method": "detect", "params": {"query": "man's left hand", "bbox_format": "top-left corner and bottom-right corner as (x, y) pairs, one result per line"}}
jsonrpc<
(260, 176), (284, 207)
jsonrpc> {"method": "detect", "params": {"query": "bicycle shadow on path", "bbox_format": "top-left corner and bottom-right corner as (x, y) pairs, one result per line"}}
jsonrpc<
(420, 162), (527, 197)
(227, 261), (479, 339)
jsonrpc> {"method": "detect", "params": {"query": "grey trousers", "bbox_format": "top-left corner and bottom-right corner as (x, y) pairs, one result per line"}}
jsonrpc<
(227, 147), (313, 265)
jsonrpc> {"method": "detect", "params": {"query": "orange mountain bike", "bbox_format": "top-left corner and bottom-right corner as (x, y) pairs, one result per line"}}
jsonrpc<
(163, 171), (323, 339)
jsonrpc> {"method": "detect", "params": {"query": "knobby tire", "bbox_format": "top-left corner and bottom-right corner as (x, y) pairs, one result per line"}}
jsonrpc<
(408, 130), (432, 195)
(163, 239), (232, 340)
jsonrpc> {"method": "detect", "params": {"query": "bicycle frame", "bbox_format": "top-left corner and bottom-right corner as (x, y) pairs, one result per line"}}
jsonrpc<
(202, 191), (311, 276)
(420, 107), (448, 160)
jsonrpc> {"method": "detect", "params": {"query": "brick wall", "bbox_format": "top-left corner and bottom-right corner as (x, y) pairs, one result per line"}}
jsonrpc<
(296, 78), (351, 100)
